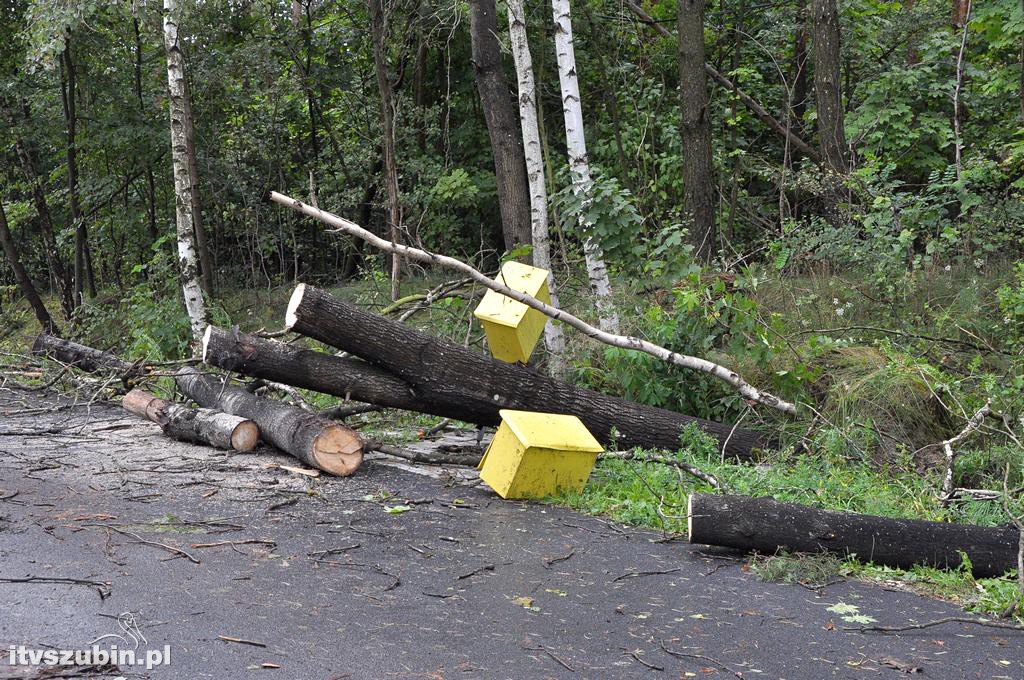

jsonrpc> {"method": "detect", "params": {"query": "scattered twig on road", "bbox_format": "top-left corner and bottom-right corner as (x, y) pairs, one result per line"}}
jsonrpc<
(659, 640), (744, 678)
(623, 648), (663, 672)
(849, 616), (1024, 633)
(218, 635), (267, 647)
(0, 576), (111, 600)
(84, 524), (200, 565)
(612, 567), (682, 583)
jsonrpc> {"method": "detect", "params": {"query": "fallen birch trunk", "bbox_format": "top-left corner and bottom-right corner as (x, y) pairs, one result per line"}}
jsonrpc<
(284, 284), (768, 459)
(122, 389), (258, 452)
(175, 367), (363, 476)
(32, 332), (143, 376)
(266, 191), (795, 415)
(688, 493), (1020, 577)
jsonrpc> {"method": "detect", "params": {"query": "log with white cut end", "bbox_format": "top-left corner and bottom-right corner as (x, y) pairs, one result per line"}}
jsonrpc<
(122, 389), (258, 451)
(175, 367), (363, 476)
(687, 493), (1020, 578)
(32, 332), (143, 376)
(284, 284), (770, 459)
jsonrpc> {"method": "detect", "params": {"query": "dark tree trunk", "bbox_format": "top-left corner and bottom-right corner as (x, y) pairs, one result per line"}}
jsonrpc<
(791, 0), (810, 159)
(677, 0), (716, 260)
(123, 388), (259, 452)
(284, 285), (768, 459)
(369, 0), (403, 300)
(175, 367), (363, 476)
(133, 17), (160, 244)
(182, 72), (215, 297)
(0, 200), (57, 333)
(811, 0), (848, 172)
(468, 0), (532, 252)
(202, 325), (440, 416)
(59, 40), (96, 304)
(12, 136), (73, 317)
(32, 332), (142, 376)
(688, 494), (1020, 578)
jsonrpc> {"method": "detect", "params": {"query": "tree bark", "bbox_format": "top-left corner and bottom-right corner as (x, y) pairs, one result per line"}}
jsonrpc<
(551, 0), (618, 333)
(123, 389), (258, 451)
(677, 0), (716, 260)
(506, 0), (566, 374)
(285, 284), (769, 458)
(0, 200), (57, 333)
(369, 0), (403, 301)
(32, 332), (141, 376)
(175, 367), (363, 475)
(133, 16), (160, 245)
(811, 0), (848, 172)
(202, 325), (444, 416)
(469, 0), (533, 252)
(688, 494), (1020, 577)
(182, 72), (215, 297)
(163, 0), (210, 345)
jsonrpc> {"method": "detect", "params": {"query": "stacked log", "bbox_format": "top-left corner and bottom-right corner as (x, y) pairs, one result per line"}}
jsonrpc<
(175, 367), (363, 476)
(122, 389), (258, 452)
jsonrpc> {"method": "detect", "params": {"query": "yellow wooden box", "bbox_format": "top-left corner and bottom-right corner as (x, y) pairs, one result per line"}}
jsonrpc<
(473, 261), (551, 364)
(478, 409), (604, 499)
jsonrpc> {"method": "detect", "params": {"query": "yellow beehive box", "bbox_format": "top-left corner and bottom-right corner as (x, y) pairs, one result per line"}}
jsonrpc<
(473, 261), (551, 364)
(478, 409), (604, 499)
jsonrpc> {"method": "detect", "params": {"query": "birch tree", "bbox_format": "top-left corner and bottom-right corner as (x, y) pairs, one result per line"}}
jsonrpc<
(163, 0), (209, 344)
(551, 0), (619, 333)
(507, 0), (567, 375)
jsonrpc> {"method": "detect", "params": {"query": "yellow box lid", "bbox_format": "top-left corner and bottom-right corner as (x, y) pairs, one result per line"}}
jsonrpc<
(498, 409), (604, 453)
(473, 261), (549, 328)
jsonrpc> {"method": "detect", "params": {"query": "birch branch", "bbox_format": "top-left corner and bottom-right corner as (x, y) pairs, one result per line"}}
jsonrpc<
(940, 399), (991, 505)
(266, 190), (797, 415)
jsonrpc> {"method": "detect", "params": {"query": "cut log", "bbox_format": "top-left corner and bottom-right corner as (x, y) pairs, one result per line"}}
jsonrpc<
(32, 332), (142, 376)
(688, 493), (1020, 578)
(284, 284), (768, 459)
(201, 325), (444, 417)
(122, 389), (258, 452)
(175, 367), (363, 476)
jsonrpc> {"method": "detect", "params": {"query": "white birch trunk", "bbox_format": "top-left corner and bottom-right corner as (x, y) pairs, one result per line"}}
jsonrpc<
(551, 0), (619, 333)
(163, 0), (208, 346)
(507, 0), (567, 376)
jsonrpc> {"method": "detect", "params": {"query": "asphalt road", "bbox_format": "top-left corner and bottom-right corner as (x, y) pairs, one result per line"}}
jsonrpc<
(0, 387), (1021, 679)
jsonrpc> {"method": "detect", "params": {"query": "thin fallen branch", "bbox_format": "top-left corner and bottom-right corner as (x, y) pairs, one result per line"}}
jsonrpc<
(85, 524), (201, 565)
(601, 451), (724, 490)
(0, 576), (111, 600)
(940, 400), (991, 505)
(849, 616), (1024, 633)
(267, 191), (795, 415)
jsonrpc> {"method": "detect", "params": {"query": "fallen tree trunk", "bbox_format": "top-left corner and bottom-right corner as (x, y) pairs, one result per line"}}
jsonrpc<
(175, 367), (363, 476)
(201, 325), (443, 417)
(32, 332), (142, 376)
(122, 389), (258, 452)
(688, 493), (1020, 577)
(285, 284), (768, 459)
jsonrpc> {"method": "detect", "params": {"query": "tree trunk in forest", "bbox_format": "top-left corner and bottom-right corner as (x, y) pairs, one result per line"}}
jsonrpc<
(163, 0), (210, 346)
(59, 40), (96, 305)
(623, 0), (821, 165)
(469, 0), (533, 252)
(133, 17), (160, 244)
(951, 0), (970, 28)
(688, 493), (1020, 578)
(175, 367), (363, 476)
(32, 332), (141, 376)
(183, 73), (215, 297)
(0, 200), (57, 333)
(507, 0), (566, 375)
(285, 284), (769, 458)
(791, 0), (810, 158)
(12, 136), (73, 317)
(551, 0), (618, 333)
(369, 0), (403, 301)
(202, 325), (441, 415)
(122, 389), (258, 451)
(677, 0), (716, 260)
(811, 0), (848, 172)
